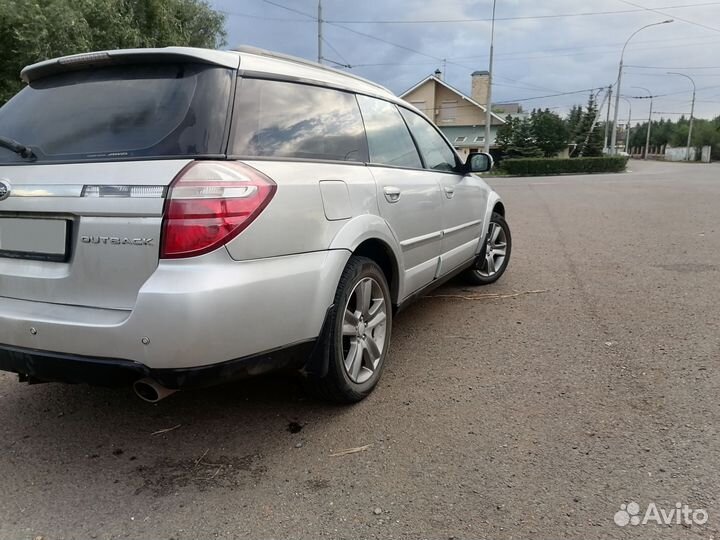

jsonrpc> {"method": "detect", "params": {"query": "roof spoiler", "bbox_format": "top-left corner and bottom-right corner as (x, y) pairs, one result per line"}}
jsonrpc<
(21, 47), (240, 83)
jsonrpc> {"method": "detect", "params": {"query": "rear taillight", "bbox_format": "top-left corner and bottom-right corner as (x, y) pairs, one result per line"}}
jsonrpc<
(160, 161), (276, 259)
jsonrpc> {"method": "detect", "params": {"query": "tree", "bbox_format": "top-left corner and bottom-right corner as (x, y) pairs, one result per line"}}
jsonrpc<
(507, 117), (542, 158)
(0, 0), (227, 104)
(495, 115), (516, 154)
(566, 105), (584, 144)
(574, 92), (603, 157)
(530, 108), (568, 157)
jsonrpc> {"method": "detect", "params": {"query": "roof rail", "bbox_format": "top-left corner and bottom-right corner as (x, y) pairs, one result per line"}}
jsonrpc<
(232, 45), (391, 94)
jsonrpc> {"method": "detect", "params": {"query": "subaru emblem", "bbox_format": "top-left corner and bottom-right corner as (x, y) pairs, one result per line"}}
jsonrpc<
(0, 180), (10, 201)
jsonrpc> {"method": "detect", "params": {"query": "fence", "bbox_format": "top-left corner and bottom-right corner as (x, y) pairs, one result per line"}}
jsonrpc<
(629, 145), (712, 163)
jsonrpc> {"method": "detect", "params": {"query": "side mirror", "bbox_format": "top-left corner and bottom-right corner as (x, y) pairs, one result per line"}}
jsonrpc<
(466, 152), (493, 173)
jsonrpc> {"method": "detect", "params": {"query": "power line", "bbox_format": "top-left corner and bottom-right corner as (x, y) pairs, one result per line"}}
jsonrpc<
(624, 71), (720, 77)
(260, 0), (462, 69)
(325, 2), (720, 24)
(450, 35), (720, 61)
(481, 71), (561, 93)
(626, 64), (720, 69)
(253, 0), (720, 110)
(326, 20), (484, 74)
(218, 9), (308, 22)
(498, 87), (606, 104)
(658, 84), (720, 96)
(452, 38), (720, 63)
(349, 38), (720, 68)
(618, 0), (720, 34)
(240, 3), (720, 63)
(327, 21), (445, 63)
(624, 84), (720, 99)
(406, 86), (607, 112)
(492, 81), (557, 92)
(321, 37), (352, 67)
(659, 98), (718, 103)
(261, 0), (315, 19)
(493, 74), (559, 93)
(256, 0), (720, 76)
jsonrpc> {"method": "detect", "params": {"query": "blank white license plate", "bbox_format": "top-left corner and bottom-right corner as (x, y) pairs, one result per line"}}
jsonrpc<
(0, 218), (69, 261)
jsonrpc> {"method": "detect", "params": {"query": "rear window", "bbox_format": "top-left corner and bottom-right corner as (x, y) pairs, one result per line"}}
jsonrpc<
(0, 63), (233, 163)
(230, 78), (368, 162)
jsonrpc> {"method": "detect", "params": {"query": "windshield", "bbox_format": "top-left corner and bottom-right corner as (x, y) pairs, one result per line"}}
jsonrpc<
(0, 63), (233, 163)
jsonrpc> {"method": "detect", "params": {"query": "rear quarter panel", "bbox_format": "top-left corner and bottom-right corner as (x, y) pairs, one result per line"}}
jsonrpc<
(224, 160), (379, 260)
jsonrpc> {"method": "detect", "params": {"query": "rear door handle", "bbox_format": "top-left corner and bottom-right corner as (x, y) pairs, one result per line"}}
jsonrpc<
(444, 186), (455, 199)
(383, 186), (401, 203)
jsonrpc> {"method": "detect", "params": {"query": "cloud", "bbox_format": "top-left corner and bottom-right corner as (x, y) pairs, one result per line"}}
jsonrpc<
(213, 0), (720, 119)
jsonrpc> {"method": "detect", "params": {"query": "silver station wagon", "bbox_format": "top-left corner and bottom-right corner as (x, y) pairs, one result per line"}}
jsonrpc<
(0, 46), (511, 403)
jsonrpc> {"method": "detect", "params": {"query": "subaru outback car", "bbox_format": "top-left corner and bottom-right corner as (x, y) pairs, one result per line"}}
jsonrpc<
(0, 46), (511, 403)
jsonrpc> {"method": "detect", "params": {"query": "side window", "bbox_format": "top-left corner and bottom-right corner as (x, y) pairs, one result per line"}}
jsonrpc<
(399, 108), (460, 172)
(357, 95), (422, 169)
(231, 78), (368, 162)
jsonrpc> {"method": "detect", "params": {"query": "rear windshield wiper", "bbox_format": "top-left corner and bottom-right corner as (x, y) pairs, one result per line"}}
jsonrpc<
(0, 136), (35, 159)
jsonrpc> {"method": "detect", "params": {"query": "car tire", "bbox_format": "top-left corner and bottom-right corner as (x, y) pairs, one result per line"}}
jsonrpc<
(305, 256), (392, 403)
(462, 212), (512, 286)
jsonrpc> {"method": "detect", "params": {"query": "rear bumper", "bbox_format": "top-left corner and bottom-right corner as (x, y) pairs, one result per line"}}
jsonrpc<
(0, 249), (350, 372)
(0, 340), (316, 389)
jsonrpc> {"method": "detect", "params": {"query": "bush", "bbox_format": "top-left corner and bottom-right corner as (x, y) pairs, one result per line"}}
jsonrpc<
(500, 156), (628, 176)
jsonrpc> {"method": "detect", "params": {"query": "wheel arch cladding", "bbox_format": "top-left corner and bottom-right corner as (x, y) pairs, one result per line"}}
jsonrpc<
(328, 214), (404, 304)
(353, 239), (400, 305)
(481, 192), (504, 241)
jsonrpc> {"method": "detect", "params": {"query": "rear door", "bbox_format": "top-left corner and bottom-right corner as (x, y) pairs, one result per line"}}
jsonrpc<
(399, 107), (488, 276)
(357, 96), (444, 296)
(0, 61), (234, 310)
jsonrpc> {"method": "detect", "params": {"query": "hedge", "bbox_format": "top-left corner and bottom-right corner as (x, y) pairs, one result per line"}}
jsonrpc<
(500, 156), (628, 176)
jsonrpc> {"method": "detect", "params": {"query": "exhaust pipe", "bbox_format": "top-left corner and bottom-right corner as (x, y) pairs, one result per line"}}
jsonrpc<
(133, 378), (177, 403)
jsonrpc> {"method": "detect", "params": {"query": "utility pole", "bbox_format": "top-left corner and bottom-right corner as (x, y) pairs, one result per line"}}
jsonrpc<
(645, 98), (653, 160)
(633, 87), (654, 160)
(668, 72), (696, 161)
(621, 97), (632, 154)
(603, 85), (612, 153)
(483, 0), (497, 154)
(317, 0), (323, 64)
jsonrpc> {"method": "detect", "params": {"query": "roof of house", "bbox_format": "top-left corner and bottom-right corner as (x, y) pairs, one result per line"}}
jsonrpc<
(399, 75), (506, 124)
(438, 126), (491, 148)
(493, 102), (523, 115)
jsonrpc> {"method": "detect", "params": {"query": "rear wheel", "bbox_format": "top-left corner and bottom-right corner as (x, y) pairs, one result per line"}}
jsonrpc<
(306, 256), (392, 403)
(462, 212), (512, 285)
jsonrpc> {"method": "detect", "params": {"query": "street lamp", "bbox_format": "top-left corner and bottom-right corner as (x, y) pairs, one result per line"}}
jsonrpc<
(609, 19), (673, 154)
(483, 0), (497, 154)
(621, 97), (632, 154)
(633, 86), (653, 160)
(667, 72), (696, 161)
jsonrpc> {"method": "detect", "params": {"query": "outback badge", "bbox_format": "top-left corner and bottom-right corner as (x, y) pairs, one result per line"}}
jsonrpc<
(81, 236), (154, 246)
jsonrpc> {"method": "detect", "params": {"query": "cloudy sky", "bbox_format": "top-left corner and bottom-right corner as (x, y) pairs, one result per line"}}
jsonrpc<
(210, 0), (720, 122)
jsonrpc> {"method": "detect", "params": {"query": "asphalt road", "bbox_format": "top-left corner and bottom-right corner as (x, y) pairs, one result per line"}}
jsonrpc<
(2, 159), (720, 540)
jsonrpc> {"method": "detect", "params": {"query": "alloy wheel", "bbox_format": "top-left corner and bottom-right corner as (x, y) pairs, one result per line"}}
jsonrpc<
(341, 277), (388, 384)
(477, 221), (508, 277)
